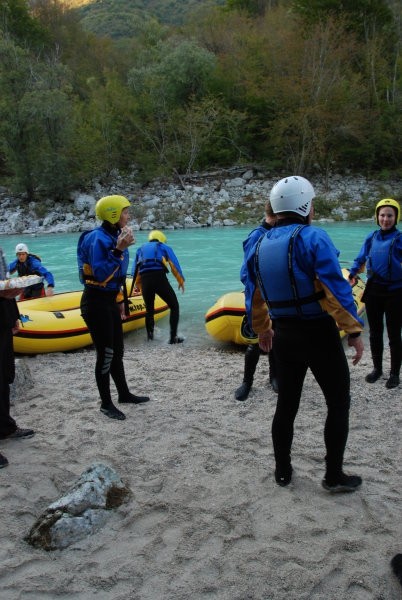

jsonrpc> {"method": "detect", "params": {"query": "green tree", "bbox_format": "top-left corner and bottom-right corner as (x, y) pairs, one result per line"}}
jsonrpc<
(0, 37), (74, 199)
(0, 0), (49, 47)
(225, 0), (281, 17)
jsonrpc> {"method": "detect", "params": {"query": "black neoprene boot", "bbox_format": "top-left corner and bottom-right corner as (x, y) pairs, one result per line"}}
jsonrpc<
(235, 380), (252, 401)
(275, 464), (293, 487)
(322, 472), (362, 493)
(365, 369), (383, 383)
(386, 374), (400, 389)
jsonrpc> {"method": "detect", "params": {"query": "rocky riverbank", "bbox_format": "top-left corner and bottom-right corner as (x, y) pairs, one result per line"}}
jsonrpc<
(1, 169), (401, 235)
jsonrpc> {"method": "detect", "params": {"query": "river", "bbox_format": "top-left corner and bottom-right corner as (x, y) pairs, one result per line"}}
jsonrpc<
(1, 222), (373, 348)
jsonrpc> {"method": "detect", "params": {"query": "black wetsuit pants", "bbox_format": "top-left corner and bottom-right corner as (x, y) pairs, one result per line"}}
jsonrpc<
(141, 270), (180, 340)
(242, 343), (276, 384)
(364, 287), (402, 376)
(0, 299), (18, 437)
(81, 288), (130, 407)
(271, 315), (351, 480)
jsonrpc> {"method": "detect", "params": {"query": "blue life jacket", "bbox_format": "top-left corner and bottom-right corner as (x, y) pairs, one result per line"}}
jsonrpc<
(367, 230), (402, 283)
(77, 225), (128, 292)
(136, 241), (166, 273)
(255, 224), (325, 319)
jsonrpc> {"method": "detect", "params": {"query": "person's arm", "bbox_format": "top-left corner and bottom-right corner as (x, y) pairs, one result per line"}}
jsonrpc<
(0, 288), (23, 299)
(88, 233), (127, 283)
(302, 228), (364, 335)
(7, 259), (17, 274)
(165, 245), (185, 291)
(30, 257), (55, 293)
(348, 233), (375, 282)
(347, 333), (364, 365)
(243, 243), (272, 349)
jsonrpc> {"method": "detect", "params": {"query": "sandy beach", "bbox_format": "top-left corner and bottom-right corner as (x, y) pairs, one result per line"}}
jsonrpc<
(1, 339), (401, 600)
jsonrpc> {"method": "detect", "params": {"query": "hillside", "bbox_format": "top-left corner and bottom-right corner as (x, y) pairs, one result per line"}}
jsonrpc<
(65, 0), (225, 36)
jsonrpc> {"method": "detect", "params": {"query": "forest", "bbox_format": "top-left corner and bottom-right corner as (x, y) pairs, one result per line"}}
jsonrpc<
(0, 0), (401, 200)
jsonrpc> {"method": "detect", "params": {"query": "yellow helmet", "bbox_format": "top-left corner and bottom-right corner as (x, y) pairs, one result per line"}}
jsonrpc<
(375, 198), (400, 225)
(148, 230), (167, 243)
(95, 195), (131, 224)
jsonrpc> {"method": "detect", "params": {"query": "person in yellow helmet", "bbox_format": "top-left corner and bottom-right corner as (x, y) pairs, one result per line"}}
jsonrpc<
(132, 230), (185, 343)
(77, 195), (150, 421)
(349, 198), (401, 389)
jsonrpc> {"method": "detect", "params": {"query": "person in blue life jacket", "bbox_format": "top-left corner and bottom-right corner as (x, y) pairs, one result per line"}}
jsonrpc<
(0, 247), (35, 470)
(77, 195), (150, 421)
(132, 230), (185, 344)
(348, 198), (401, 389)
(235, 200), (278, 401)
(244, 175), (364, 493)
(8, 243), (55, 300)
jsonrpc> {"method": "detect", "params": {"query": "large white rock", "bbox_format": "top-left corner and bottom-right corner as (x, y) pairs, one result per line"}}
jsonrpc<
(26, 463), (130, 550)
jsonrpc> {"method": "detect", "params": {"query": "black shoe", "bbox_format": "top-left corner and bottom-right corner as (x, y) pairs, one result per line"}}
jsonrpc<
(235, 382), (251, 401)
(270, 377), (279, 394)
(147, 330), (154, 341)
(391, 554), (402, 585)
(118, 393), (150, 404)
(275, 465), (293, 487)
(100, 405), (126, 420)
(0, 427), (35, 440)
(0, 453), (9, 468)
(365, 369), (382, 383)
(322, 473), (362, 493)
(386, 374), (400, 389)
(169, 336), (184, 344)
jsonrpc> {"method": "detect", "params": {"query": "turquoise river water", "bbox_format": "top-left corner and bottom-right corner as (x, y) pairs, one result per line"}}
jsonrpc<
(1, 222), (374, 348)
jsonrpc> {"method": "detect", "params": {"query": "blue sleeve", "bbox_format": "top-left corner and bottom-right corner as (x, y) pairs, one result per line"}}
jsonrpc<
(8, 259), (18, 274)
(30, 257), (55, 287)
(300, 228), (363, 326)
(164, 244), (185, 280)
(86, 232), (128, 282)
(349, 232), (375, 276)
(240, 227), (266, 285)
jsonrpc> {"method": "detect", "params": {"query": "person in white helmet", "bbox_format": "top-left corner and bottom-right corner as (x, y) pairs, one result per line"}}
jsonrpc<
(243, 175), (364, 493)
(8, 243), (55, 300)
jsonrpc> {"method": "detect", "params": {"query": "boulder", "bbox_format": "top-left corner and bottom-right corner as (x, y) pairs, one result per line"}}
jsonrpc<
(26, 463), (131, 550)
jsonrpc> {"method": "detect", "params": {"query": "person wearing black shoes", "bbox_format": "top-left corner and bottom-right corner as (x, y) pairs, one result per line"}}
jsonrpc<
(235, 201), (278, 402)
(235, 342), (278, 401)
(1, 248), (35, 468)
(77, 196), (150, 421)
(132, 230), (185, 344)
(349, 198), (401, 390)
(243, 176), (364, 492)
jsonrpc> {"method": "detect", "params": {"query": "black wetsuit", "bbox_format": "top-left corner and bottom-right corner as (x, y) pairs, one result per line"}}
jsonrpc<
(81, 288), (131, 406)
(141, 270), (180, 341)
(0, 298), (19, 437)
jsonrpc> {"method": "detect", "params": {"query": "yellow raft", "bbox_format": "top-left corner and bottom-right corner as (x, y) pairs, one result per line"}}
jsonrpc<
(205, 269), (366, 345)
(14, 279), (169, 354)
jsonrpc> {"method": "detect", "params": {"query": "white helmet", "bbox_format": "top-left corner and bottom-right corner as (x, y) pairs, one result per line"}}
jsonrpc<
(15, 243), (29, 254)
(270, 176), (315, 216)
